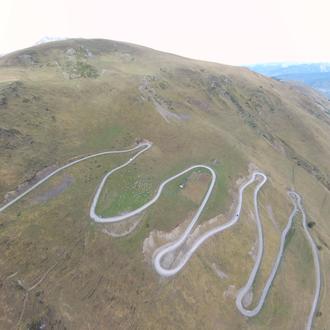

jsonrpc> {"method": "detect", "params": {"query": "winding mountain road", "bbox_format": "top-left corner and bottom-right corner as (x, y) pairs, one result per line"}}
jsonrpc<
(0, 141), (320, 329)
(294, 192), (321, 330)
(0, 142), (152, 214)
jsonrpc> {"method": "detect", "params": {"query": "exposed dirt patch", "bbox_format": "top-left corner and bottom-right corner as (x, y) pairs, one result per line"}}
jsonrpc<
(211, 263), (229, 279)
(266, 204), (280, 232)
(31, 175), (74, 205)
(242, 290), (253, 307)
(102, 214), (142, 237)
(142, 172), (245, 268)
(186, 96), (211, 113)
(143, 200), (238, 270)
(248, 238), (258, 262)
(223, 285), (237, 299)
(139, 75), (184, 123)
(143, 217), (193, 265)
(180, 172), (211, 204)
(0, 127), (32, 151)
(2, 164), (58, 204)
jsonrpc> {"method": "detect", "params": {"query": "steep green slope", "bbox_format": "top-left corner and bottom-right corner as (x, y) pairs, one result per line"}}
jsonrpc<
(0, 39), (329, 329)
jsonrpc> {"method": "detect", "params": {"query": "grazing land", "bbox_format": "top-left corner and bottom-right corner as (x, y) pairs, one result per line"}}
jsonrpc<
(0, 39), (329, 329)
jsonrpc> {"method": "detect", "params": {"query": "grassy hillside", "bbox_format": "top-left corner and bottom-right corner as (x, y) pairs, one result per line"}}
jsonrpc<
(0, 39), (329, 329)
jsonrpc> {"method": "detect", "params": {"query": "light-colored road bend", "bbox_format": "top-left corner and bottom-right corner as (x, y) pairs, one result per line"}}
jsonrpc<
(234, 190), (320, 328)
(291, 192), (321, 330)
(153, 171), (266, 276)
(0, 142), (320, 329)
(0, 142), (152, 213)
(90, 163), (216, 223)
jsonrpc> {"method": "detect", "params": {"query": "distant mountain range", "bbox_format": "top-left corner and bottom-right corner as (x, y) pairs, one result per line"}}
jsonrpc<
(248, 63), (330, 98)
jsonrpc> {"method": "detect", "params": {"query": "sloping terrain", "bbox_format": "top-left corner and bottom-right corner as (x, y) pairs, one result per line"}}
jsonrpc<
(0, 39), (329, 329)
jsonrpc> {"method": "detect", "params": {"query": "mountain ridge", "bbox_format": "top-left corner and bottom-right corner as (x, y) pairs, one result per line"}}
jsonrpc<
(0, 38), (329, 329)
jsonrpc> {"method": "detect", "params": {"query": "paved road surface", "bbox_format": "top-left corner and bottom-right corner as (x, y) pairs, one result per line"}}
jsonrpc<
(0, 142), (320, 329)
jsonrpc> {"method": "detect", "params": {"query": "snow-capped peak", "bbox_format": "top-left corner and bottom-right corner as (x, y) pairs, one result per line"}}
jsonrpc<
(35, 36), (67, 45)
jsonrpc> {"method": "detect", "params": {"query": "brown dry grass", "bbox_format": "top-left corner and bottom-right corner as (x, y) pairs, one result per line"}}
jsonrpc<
(0, 39), (329, 329)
